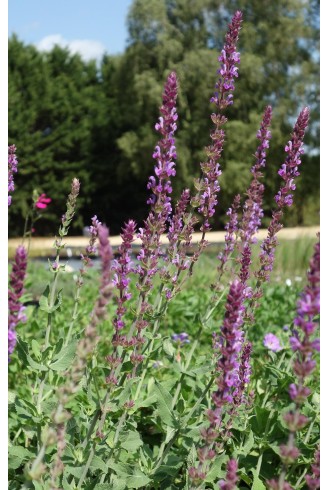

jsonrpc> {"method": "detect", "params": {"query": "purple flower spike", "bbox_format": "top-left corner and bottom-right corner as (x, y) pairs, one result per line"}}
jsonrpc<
(8, 145), (18, 206)
(219, 459), (239, 490)
(275, 107), (310, 208)
(289, 237), (320, 395)
(112, 220), (136, 335)
(147, 71), (178, 218)
(240, 106), (272, 244)
(263, 333), (282, 352)
(211, 11), (243, 110)
(8, 245), (28, 360)
(217, 195), (241, 275)
(257, 108), (310, 284)
(92, 224), (113, 323)
(211, 279), (245, 414)
(305, 447), (320, 489)
(136, 72), (179, 295)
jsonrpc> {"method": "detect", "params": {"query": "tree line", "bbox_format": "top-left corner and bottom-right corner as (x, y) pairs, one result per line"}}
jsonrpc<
(8, 0), (319, 237)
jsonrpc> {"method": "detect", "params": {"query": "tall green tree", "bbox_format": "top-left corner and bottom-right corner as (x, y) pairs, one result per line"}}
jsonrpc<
(8, 0), (319, 236)
(8, 37), (104, 236)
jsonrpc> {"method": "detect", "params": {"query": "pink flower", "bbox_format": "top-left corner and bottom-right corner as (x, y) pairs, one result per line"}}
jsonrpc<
(263, 333), (282, 352)
(35, 193), (52, 209)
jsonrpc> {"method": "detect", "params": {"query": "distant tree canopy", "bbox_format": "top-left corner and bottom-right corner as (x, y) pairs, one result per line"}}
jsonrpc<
(8, 0), (319, 237)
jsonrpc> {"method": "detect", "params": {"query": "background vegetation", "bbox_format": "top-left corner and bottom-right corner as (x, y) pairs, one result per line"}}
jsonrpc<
(8, 0), (319, 237)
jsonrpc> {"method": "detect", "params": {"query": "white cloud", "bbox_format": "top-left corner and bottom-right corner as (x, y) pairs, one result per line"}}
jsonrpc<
(36, 34), (106, 62)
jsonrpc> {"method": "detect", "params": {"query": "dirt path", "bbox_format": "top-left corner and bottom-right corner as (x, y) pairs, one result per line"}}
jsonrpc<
(8, 226), (319, 258)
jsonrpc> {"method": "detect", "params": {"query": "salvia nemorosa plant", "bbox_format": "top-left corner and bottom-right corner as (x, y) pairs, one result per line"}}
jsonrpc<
(8, 10), (319, 490)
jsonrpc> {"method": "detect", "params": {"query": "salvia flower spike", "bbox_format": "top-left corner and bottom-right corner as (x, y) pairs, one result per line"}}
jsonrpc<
(8, 145), (18, 206)
(8, 245), (28, 360)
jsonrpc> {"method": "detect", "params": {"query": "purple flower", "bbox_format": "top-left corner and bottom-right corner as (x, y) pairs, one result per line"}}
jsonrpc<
(111, 220), (136, 335)
(147, 71), (178, 218)
(256, 108), (310, 284)
(8, 245), (28, 360)
(211, 279), (245, 415)
(263, 333), (282, 352)
(211, 11), (243, 110)
(217, 195), (241, 276)
(233, 341), (252, 406)
(92, 224), (113, 323)
(137, 72), (178, 295)
(8, 145), (18, 206)
(239, 106), (272, 245)
(219, 459), (239, 490)
(171, 332), (190, 345)
(288, 237), (320, 394)
(305, 447), (320, 489)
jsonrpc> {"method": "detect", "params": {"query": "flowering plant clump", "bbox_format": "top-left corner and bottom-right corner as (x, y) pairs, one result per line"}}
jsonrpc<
(8, 10), (319, 490)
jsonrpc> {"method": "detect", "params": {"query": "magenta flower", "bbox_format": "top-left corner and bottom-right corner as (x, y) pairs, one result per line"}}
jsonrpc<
(263, 333), (282, 352)
(35, 193), (52, 209)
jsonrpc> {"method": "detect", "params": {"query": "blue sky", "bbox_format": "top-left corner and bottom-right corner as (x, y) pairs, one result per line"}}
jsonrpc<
(8, 0), (134, 60)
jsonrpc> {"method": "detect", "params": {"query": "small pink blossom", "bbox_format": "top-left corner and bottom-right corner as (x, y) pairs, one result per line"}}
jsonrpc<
(35, 193), (52, 209)
(263, 333), (282, 352)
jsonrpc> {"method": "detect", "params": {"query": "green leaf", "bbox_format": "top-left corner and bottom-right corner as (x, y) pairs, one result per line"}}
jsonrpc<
(133, 394), (156, 411)
(16, 337), (48, 371)
(31, 339), (42, 359)
(65, 465), (85, 479)
(53, 288), (63, 312)
(8, 391), (16, 404)
(187, 444), (197, 468)
(106, 459), (133, 477)
(50, 340), (77, 371)
(94, 484), (115, 490)
(163, 338), (175, 357)
(254, 406), (272, 434)
(205, 454), (229, 483)
(251, 469), (266, 490)
(32, 482), (43, 490)
(239, 430), (254, 456)
(126, 469), (151, 488)
(39, 293), (51, 313)
(90, 455), (108, 473)
(120, 430), (143, 451)
(39, 287), (62, 314)
(8, 446), (34, 469)
(115, 378), (138, 407)
(62, 474), (73, 490)
(154, 380), (176, 428)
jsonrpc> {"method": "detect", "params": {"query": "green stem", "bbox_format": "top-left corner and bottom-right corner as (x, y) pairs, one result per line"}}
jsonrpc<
(294, 467), (309, 489)
(64, 284), (82, 347)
